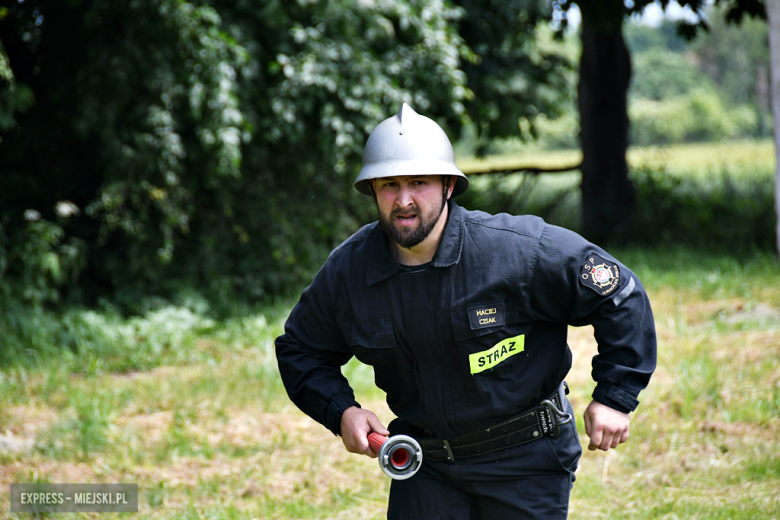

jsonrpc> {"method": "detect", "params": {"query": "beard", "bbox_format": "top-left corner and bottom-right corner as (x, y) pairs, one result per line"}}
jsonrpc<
(377, 203), (444, 250)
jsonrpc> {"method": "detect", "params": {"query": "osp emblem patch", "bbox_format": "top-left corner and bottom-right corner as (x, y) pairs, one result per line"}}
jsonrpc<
(580, 254), (620, 296)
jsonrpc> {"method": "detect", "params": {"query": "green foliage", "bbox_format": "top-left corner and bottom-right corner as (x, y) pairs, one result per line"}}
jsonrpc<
(690, 5), (770, 108)
(0, 288), (290, 371)
(457, 155), (775, 253)
(622, 6), (771, 145)
(630, 48), (716, 101)
(0, 37), (34, 132)
(457, 171), (581, 228)
(629, 90), (759, 145)
(542, 2), (770, 152)
(630, 164), (775, 250)
(452, 0), (573, 151)
(0, 214), (86, 305)
(527, 111), (580, 149)
(623, 19), (689, 53)
(690, 5), (771, 136)
(0, 0), (569, 307)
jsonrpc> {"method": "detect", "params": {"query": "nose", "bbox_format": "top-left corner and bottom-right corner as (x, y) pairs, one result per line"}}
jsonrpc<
(396, 183), (414, 209)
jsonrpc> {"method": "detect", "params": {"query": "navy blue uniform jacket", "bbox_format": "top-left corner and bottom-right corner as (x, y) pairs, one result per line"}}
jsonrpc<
(275, 201), (657, 439)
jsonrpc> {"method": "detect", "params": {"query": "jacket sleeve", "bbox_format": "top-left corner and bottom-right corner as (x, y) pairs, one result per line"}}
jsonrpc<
(528, 224), (657, 413)
(275, 265), (359, 435)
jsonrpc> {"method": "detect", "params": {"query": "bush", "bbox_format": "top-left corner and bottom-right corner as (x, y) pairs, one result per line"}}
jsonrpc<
(0, 288), (291, 371)
(1, 0), (569, 308)
(0, 213), (86, 306)
(458, 161), (775, 253)
(630, 48), (715, 101)
(457, 171), (581, 230)
(631, 165), (775, 250)
(629, 90), (759, 146)
(630, 97), (691, 145)
(531, 112), (580, 150)
(0, 300), (215, 371)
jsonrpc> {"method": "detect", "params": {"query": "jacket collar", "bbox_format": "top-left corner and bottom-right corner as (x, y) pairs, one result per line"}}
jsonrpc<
(366, 200), (464, 286)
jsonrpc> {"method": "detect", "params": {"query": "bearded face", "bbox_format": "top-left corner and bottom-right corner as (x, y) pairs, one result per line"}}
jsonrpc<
(373, 176), (451, 250)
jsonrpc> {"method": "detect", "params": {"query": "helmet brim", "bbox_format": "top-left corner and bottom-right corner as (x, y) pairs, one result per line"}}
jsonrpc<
(354, 161), (469, 197)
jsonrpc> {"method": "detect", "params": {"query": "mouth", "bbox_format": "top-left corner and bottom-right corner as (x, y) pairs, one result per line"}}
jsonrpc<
(394, 212), (418, 227)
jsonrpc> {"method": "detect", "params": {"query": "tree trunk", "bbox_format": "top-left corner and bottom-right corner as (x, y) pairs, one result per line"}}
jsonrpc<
(577, 18), (634, 245)
(767, 0), (780, 259)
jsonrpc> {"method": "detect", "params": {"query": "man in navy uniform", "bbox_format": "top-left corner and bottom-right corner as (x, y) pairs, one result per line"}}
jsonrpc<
(275, 104), (656, 519)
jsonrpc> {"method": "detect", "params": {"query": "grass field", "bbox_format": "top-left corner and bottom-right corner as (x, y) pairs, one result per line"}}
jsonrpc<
(1, 251), (778, 519)
(457, 139), (776, 178)
(1, 142), (779, 519)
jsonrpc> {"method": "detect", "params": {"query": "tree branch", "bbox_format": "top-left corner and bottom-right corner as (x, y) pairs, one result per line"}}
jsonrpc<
(463, 162), (583, 176)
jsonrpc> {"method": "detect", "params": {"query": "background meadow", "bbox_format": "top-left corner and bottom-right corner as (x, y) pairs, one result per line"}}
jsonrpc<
(1, 141), (778, 519)
(2, 2), (779, 518)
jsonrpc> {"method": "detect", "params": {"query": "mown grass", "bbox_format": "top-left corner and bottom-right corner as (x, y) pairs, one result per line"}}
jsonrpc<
(1, 248), (777, 519)
(566, 247), (780, 520)
(1, 142), (779, 519)
(456, 138), (775, 178)
(457, 139), (777, 251)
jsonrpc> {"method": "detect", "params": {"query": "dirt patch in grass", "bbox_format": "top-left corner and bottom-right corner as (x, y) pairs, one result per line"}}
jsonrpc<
(712, 330), (780, 364)
(0, 458), (97, 485)
(699, 419), (778, 441)
(1, 405), (59, 437)
(133, 455), (238, 486)
(116, 410), (174, 446)
(678, 298), (780, 327)
(111, 365), (179, 381)
(0, 405), (59, 455)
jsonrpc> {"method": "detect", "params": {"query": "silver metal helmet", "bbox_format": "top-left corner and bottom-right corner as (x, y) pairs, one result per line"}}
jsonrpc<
(354, 103), (469, 197)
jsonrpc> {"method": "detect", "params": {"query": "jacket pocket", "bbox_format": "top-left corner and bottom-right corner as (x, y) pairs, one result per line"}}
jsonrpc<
(347, 316), (415, 399)
(347, 315), (400, 369)
(452, 300), (514, 341)
(349, 316), (396, 349)
(450, 302), (530, 388)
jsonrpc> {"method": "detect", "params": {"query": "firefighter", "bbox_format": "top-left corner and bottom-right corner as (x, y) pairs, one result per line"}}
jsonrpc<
(275, 104), (656, 519)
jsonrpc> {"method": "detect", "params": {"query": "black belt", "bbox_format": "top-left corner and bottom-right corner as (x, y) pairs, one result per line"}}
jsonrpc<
(419, 384), (572, 462)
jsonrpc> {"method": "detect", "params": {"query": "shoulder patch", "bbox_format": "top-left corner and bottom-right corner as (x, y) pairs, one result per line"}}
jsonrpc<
(580, 254), (620, 296)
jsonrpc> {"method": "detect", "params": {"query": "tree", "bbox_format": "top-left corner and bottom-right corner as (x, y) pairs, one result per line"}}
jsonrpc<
(768, 0), (780, 258)
(577, 3), (634, 243)
(0, 0), (473, 303)
(688, 10), (770, 135)
(0, 0), (569, 305)
(452, 0), (573, 152)
(554, 0), (767, 244)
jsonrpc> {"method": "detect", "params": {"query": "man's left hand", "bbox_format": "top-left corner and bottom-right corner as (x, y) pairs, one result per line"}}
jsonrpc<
(583, 400), (630, 451)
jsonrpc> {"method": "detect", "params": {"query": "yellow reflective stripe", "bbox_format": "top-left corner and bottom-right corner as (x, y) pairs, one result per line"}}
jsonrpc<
(469, 335), (525, 375)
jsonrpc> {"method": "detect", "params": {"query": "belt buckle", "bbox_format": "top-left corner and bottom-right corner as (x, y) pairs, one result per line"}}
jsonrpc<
(539, 397), (572, 437)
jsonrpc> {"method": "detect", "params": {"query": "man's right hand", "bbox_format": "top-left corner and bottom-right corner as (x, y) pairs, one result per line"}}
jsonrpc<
(340, 406), (389, 458)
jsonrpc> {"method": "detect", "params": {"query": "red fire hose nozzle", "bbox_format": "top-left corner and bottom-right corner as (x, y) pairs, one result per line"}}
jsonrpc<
(367, 432), (423, 480)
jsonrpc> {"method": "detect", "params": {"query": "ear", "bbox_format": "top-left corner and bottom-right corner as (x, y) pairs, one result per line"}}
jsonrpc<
(445, 176), (456, 200)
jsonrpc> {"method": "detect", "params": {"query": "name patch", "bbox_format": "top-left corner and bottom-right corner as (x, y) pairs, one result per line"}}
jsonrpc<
(467, 303), (505, 330)
(469, 334), (525, 374)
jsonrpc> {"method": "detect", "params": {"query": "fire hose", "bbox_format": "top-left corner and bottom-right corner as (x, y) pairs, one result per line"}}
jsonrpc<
(367, 432), (423, 480)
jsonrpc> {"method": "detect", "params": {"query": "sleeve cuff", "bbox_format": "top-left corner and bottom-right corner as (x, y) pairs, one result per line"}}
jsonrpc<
(592, 384), (640, 414)
(325, 394), (361, 436)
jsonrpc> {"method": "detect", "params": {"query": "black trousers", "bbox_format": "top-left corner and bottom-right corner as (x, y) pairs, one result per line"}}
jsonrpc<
(387, 398), (581, 520)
